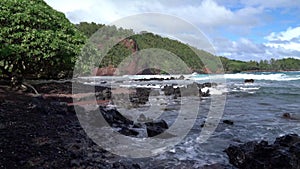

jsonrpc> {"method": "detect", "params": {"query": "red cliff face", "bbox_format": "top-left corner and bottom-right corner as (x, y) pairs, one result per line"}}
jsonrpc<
(121, 39), (138, 53)
(202, 67), (225, 74)
(92, 65), (117, 76)
(93, 38), (139, 76)
(202, 67), (212, 74)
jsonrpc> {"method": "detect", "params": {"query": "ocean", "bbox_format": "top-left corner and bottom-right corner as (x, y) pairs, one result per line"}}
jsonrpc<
(76, 71), (300, 168)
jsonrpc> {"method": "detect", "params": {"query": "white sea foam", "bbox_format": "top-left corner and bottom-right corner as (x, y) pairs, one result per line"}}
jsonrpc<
(201, 87), (210, 93)
(188, 72), (300, 81)
(209, 88), (225, 95)
(136, 84), (162, 89)
(240, 87), (260, 91)
(223, 73), (300, 81)
(127, 74), (182, 80)
(79, 72), (300, 82)
(201, 87), (224, 95)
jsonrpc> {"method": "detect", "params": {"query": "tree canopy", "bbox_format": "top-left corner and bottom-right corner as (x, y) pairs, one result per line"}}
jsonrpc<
(76, 23), (300, 74)
(0, 0), (86, 81)
(76, 22), (105, 38)
(1, 3), (299, 83)
(220, 57), (300, 73)
(73, 22), (224, 75)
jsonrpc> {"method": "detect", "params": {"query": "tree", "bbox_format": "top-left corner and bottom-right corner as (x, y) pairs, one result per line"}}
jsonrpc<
(277, 58), (300, 70)
(259, 60), (270, 70)
(0, 0), (86, 83)
(220, 57), (230, 71)
(76, 22), (105, 37)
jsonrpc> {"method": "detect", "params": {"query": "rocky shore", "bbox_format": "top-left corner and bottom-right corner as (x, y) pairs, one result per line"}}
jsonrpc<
(225, 134), (300, 169)
(1, 81), (299, 168)
(0, 81), (228, 169)
(0, 82), (141, 168)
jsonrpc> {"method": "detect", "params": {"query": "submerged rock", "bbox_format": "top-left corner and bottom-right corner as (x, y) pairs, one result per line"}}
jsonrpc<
(244, 79), (254, 83)
(178, 75), (185, 80)
(224, 134), (300, 169)
(282, 113), (300, 120)
(129, 88), (151, 105)
(145, 120), (169, 137)
(162, 85), (180, 96)
(118, 127), (139, 136)
(223, 120), (234, 125)
(201, 82), (218, 88)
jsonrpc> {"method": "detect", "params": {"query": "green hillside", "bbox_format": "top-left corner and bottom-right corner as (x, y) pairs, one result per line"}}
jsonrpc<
(220, 57), (300, 73)
(77, 23), (300, 74)
(76, 23), (222, 74)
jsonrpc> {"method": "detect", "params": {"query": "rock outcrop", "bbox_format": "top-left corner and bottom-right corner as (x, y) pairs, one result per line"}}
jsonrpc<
(129, 88), (151, 105)
(99, 107), (169, 138)
(162, 82), (216, 97)
(244, 79), (254, 83)
(282, 113), (300, 120)
(145, 120), (169, 137)
(224, 134), (300, 169)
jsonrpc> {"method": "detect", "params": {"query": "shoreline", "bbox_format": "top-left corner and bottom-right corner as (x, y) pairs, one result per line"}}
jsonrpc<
(1, 79), (300, 168)
(239, 69), (300, 73)
(0, 82), (229, 168)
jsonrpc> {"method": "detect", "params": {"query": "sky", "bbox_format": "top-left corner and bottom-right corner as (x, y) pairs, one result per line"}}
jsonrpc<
(44, 0), (300, 61)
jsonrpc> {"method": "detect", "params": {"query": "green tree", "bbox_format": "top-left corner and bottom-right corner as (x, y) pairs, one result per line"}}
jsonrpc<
(76, 22), (105, 37)
(259, 60), (270, 70)
(0, 0), (86, 83)
(129, 33), (205, 72)
(277, 58), (300, 70)
(220, 57), (230, 71)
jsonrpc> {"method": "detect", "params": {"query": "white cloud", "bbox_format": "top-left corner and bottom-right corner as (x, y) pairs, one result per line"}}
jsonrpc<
(265, 27), (300, 41)
(44, 0), (263, 30)
(45, 0), (94, 13)
(265, 27), (300, 51)
(213, 38), (267, 60)
(266, 42), (300, 51)
(171, 0), (263, 31)
(179, 0), (235, 26)
(213, 31), (300, 61)
(44, 0), (300, 61)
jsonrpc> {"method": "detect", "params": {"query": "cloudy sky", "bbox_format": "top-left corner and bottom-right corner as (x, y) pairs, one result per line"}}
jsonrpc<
(45, 0), (300, 61)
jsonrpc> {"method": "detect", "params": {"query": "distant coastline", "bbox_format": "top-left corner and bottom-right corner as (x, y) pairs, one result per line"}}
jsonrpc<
(239, 69), (300, 73)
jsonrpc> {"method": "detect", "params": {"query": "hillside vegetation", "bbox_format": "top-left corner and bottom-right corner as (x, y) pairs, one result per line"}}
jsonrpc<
(76, 24), (223, 75)
(76, 22), (300, 74)
(1, 0), (299, 85)
(220, 57), (300, 73)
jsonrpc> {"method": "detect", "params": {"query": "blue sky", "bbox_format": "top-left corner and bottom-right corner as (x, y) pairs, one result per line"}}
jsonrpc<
(45, 0), (300, 61)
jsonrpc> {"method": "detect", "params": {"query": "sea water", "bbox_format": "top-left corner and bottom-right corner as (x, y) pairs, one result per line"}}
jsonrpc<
(77, 71), (300, 167)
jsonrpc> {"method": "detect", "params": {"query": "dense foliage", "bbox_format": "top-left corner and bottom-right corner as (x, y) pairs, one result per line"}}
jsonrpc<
(76, 22), (104, 37)
(73, 22), (223, 74)
(220, 57), (300, 73)
(1, 3), (299, 83)
(129, 33), (206, 72)
(74, 25), (135, 75)
(77, 23), (300, 74)
(0, 0), (86, 81)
